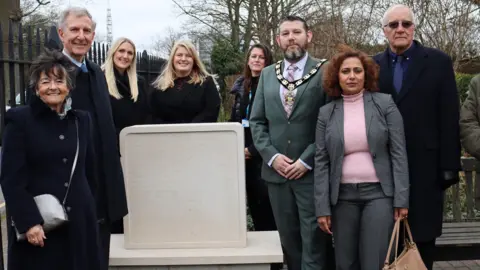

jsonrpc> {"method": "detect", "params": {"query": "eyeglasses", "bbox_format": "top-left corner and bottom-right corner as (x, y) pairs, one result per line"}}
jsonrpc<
(384, 20), (414, 29)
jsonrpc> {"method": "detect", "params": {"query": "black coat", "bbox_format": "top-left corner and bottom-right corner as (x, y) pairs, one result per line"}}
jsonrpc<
(109, 71), (151, 138)
(229, 75), (259, 157)
(373, 41), (461, 242)
(84, 60), (128, 223)
(149, 76), (221, 124)
(108, 71), (150, 234)
(1, 96), (103, 270)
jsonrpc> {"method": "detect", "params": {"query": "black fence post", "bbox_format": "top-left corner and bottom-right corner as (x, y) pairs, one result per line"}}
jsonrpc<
(18, 23), (25, 106)
(35, 28), (41, 57)
(102, 43), (106, 64)
(141, 50), (149, 86)
(94, 42), (99, 63)
(27, 26), (33, 62)
(0, 22), (6, 132)
(8, 21), (15, 109)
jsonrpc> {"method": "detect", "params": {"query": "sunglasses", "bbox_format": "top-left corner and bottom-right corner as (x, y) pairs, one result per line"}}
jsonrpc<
(385, 20), (414, 29)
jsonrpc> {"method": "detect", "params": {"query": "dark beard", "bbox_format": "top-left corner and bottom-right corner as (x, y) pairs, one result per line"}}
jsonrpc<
(284, 46), (306, 62)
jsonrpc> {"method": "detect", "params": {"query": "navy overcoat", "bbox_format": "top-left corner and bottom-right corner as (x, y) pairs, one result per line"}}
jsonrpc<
(1, 96), (103, 270)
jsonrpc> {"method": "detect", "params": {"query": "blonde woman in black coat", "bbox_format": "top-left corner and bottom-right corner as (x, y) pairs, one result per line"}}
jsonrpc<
(150, 40), (220, 124)
(102, 37), (150, 139)
(102, 37), (150, 233)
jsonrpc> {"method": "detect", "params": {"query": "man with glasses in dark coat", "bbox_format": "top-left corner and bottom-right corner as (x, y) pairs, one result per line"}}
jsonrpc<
(373, 4), (461, 269)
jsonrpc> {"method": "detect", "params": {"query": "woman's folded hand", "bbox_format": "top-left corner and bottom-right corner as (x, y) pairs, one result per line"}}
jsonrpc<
(26, 224), (46, 247)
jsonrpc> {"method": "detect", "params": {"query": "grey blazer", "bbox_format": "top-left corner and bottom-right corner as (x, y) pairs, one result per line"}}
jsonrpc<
(250, 56), (328, 184)
(314, 91), (409, 217)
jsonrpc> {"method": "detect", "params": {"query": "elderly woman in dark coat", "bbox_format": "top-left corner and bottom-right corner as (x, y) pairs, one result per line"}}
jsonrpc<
(0, 49), (103, 270)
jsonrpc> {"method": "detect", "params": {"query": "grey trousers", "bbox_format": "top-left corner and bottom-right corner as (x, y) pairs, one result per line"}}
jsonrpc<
(267, 179), (330, 270)
(332, 183), (394, 270)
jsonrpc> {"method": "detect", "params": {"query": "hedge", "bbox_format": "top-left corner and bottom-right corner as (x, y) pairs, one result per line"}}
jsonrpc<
(456, 73), (476, 104)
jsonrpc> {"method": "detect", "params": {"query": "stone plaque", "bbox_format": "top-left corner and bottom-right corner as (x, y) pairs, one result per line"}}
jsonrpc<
(120, 123), (247, 249)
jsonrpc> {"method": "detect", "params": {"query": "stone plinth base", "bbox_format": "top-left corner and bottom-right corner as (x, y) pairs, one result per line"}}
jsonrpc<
(109, 232), (283, 270)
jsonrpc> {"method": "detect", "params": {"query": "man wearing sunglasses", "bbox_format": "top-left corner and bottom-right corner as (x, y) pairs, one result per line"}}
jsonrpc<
(373, 4), (461, 270)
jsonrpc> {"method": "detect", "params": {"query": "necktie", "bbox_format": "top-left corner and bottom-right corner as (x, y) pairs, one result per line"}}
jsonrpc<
(80, 63), (88, 73)
(283, 64), (299, 117)
(393, 55), (404, 93)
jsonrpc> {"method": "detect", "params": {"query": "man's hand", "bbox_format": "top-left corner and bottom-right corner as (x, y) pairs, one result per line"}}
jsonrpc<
(26, 224), (46, 247)
(284, 160), (308, 180)
(244, 148), (252, 160)
(272, 154), (293, 177)
(317, 216), (332, 234)
(394, 208), (408, 221)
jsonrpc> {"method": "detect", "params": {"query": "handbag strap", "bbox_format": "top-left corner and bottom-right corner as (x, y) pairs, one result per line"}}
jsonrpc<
(384, 218), (401, 266)
(403, 219), (414, 244)
(384, 218), (416, 267)
(62, 118), (79, 205)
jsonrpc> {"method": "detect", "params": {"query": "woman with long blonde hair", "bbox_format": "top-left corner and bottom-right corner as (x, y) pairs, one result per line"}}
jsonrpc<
(150, 40), (220, 123)
(102, 37), (150, 137)
(102, 37), (150, 233)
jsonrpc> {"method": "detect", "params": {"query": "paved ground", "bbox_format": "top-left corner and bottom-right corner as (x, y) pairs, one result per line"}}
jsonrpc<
(434, 261), (480, 270)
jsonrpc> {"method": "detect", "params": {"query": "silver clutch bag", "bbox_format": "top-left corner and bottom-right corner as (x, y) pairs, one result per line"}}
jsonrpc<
(14, 119), (79, 241)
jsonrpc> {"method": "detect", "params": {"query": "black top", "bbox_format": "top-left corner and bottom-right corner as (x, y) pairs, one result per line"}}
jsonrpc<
(229, 75), (260, 157)
(149, 76), (221, 124)
(109, 69), (150, 137)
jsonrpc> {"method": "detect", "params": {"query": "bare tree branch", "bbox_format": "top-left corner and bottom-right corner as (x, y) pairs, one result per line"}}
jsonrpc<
(171, 0), (228, 39)
(22, 0), (51, 17)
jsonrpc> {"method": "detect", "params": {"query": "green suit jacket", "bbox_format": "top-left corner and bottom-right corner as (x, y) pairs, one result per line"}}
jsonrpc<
(250, 56), (328, 184)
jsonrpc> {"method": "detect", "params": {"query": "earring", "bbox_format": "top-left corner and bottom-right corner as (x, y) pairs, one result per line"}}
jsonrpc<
(35, 91), (40, 96)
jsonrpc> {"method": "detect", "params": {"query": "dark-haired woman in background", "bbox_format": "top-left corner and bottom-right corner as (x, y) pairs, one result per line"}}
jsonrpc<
(229, 43), (282, 270)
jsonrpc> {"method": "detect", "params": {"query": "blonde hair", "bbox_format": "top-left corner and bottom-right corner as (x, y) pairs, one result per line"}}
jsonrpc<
(152, 40), (211, 91)
(102, 38), (139, 101)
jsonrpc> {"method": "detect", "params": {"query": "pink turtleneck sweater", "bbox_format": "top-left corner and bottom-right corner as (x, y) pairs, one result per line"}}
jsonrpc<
(341, 91), (380, 184)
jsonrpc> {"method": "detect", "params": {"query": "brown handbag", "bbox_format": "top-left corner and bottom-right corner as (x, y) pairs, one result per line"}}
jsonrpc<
(383, 218), (427, 270)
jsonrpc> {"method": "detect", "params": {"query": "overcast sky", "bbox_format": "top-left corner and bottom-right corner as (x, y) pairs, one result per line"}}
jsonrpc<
(46, 0), (188, 52)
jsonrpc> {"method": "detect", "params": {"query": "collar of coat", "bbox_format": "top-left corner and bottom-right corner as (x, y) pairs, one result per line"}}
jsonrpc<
(29, 94), (78, 119)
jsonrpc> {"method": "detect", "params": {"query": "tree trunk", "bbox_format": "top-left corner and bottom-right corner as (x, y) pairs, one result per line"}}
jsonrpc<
(0, 0), (21, 106)
(0, 0), (20, 53)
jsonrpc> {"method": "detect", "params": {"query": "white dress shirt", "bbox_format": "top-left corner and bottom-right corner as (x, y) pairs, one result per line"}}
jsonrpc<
(62, 50), (87, 71)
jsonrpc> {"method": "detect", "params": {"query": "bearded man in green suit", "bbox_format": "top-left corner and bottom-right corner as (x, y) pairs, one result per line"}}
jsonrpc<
(249, 15), (334, 270)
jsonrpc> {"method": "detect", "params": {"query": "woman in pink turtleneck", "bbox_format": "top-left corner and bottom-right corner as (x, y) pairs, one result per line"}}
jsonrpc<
(314, 46), (410, 270)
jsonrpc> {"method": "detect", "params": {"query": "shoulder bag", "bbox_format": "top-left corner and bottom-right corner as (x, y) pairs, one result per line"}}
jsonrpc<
(14, 118), (79, 241)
